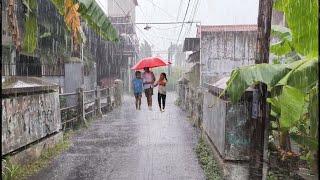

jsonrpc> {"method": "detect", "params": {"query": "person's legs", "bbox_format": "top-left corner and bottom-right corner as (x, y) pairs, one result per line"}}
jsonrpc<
(162, 94), (166, 110)
(147, 95), (152, 107)
(138, 94), (142, 109)
(145, 88), (153, 109)
(134, 95), (139, 109)
(145, 90), (150, 106)
(158, 93), (162, 110)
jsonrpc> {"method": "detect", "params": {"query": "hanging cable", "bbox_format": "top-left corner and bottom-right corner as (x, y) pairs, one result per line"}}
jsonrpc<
(176, 0), (191, 45)
(184, 0), (200, 38)
(145, 0), (175, 19)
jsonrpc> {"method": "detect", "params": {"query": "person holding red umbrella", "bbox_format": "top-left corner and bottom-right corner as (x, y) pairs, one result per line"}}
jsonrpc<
(142, 67), (156, 110)
(131, 56), (171, 110)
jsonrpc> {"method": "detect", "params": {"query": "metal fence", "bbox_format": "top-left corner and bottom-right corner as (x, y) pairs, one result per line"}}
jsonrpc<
(59, 86), (116, 131)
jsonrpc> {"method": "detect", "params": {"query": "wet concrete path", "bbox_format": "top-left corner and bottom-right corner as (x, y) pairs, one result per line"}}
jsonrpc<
(30, 93), (205, 180)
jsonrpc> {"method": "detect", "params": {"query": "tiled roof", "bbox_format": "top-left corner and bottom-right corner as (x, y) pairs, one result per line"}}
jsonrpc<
(197, 25), (257, 33)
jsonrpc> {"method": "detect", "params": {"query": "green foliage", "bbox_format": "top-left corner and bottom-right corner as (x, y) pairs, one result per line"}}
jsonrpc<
(277, 85), (305, 130)
(77, 0), (119, 42)
(222, 63), (293, 102)
(223, 0), (318, 171)
(196, 138), (222, 180)
(49, 0), (119, 47)
(270, 25), (293, 56)
(274, 0), (318, 57)
(50, 0), (64, 15)
(277, 58), (318, 92)
(22, 0), (38, 53)
(2, 158), (21, 180)
(1, 133), (72, 180)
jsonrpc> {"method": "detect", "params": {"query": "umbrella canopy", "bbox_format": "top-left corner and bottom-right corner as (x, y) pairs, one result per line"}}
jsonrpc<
(131, 57), (171, 70)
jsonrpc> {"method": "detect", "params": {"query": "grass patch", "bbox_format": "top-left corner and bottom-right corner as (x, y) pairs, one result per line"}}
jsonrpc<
(196, 137), (222, 180)
(2, 131), (74, 180)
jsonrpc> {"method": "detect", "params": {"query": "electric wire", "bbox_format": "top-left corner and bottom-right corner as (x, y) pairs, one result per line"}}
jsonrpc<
(176, 0), (191, 45)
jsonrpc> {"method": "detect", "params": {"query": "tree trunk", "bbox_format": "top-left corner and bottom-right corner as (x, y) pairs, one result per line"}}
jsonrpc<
(249, 0), (273, 179)
(8, 0), (21, 51)
(279, 130), (291, 151)
(71, 37), (81, 58)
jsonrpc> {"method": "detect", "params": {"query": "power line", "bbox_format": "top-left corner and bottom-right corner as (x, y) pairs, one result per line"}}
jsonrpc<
(113, 0), (128, 16)
(145, 0), (175, 19)
(176, 0), (183, 21)
(135, 25), (156, 48)
(184, 0), (200, 38)
(176, 0), (191, 45)
(151, 24), (183, 30)
(138, 5), (148, 22)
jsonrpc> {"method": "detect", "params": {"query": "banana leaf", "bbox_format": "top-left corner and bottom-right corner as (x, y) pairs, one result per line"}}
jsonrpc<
(276, 58), (318, 92)
(270, 40), (292, 56)
(223, 63), (292, 102)
(278, 85), (306, 129)
(22, 0), (38, 53)
(271, 25), (292, 42)
(77, 0), (119, 42)
(50, 0), (64, 15)
(224, 58), (318, 103)
(273, 0), (318, 57)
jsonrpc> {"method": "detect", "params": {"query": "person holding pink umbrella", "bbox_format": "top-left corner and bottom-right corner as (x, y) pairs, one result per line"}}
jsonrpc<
(142, 67), (155, 110)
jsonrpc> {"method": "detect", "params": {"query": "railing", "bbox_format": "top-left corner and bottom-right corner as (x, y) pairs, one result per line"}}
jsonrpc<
(59, 86), (116, 131)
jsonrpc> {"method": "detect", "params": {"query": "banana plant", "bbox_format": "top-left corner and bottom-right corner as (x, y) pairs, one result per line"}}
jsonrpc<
(20, 0), (119, 54)
(221, 0), (318, 174)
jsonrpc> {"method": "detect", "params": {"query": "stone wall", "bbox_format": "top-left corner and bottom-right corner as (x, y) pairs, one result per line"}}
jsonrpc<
(201, 31), (257, 85)
(177, 81), (203, 128)
(2, 91), (61, 156)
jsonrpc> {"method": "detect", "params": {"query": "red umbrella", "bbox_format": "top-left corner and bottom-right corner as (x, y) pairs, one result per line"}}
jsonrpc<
(131, 56), (172, 70)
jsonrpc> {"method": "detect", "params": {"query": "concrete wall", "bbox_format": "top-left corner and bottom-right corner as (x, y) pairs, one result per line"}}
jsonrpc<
(42, 76), (65, 92)
(2, 91), (61, 155)
(64, 61), (84, 106)
(201, 31), (257, 85)
(84, 63), (97, 91)
(202, 91), (251, 160)
(177, 81), (203, 128)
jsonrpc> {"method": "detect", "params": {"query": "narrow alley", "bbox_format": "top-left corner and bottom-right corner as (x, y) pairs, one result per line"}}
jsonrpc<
(2, 0), (318, 179)
(29, 93), (205, 180)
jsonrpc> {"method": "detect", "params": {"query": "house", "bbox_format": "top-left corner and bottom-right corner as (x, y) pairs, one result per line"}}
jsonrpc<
(197, 25), (257, 86)
(99, 0), (140, 92)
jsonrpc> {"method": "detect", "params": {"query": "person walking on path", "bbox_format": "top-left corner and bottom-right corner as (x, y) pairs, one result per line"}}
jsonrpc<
(132, 71), (143, 110)
(154, 72), (167, 112)
(142, 67), (155, 110)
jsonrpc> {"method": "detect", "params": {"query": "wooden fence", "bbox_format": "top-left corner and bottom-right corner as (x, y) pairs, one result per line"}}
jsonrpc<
(59, 86), (116, 130)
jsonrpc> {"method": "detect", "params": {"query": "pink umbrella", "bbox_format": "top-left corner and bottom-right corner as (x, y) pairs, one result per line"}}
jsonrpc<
(131, 56), (171, 70)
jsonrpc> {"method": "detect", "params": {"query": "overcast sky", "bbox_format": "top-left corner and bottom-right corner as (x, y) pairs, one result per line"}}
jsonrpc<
(98, 0), (259, 55)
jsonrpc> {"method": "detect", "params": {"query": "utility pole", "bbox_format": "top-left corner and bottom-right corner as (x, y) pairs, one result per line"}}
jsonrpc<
(168, 42), (172, 76)
(249, 0), (273, 179)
